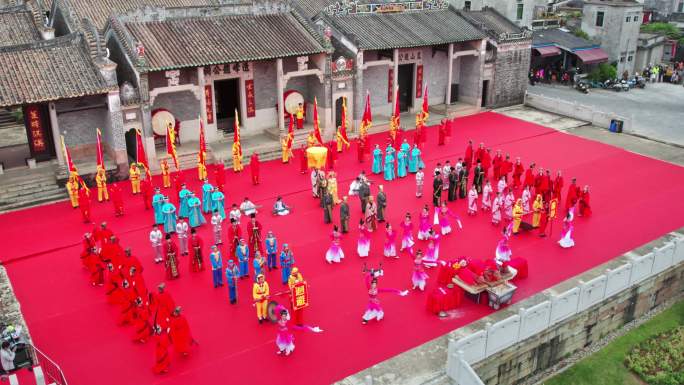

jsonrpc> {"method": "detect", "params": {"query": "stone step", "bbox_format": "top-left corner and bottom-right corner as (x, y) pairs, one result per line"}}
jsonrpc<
(0, 192), (68, 213)
(0, 187), (67, 205)
(0, 179), (58, 194)
(0, 184), (63, 199)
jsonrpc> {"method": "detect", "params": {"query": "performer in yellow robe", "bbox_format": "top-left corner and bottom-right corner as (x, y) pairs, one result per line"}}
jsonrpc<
(232, 142), (243, 172)
(532, 194), (543, 228)
(160, 159), (171, 188)
(197, 154), (207, 181)
(95, 166), (109, 202)
(281, 137), (293, 163)
(336, 127), (349, 153)
(327, 171), (341, 204)
(512, 198), (524, 234)
(129, 163), (141, 194)
(66, 172), (80, 208)
(252, 274), (270, 323)
(307, 132), (316, 148)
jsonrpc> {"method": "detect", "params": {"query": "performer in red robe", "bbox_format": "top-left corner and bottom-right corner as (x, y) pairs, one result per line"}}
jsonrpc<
(152, 329), (171, 374)
(168, 307), (195, 356)
(523, 164), (536, 189)
(512, 157), (524, 189)
(250, 153), (260, 185)
(299, 144), (308, 174)
(246, 214), (265, 255)
(104, 264), (125, 305)
(474, 143), (486, 165)
(578, 185), (592, 217)
(438, 119), (447, 146)
(78, 187), (91, 223)
(481, 148), (492, 180)
(123, 248), (143, 275)
(227, 218), (242, 256)
(101, 236), (124, 268)
(539, 169), (552, 202)
(357, 137), (366, 163)
(214, 163), (226, 192)
(133, 299), (152, 343)
(413, 123), (422, 148)
(538, 199), (550, 237)
(80, 233), (96, 267)
(553, 170), (564, 205)
(565, 178), (579, 211)
(492, 150), (503, 181)
(150, 283), (176, 330)
(464, 140), (473, 170)
(117, 278), (136, 326)
(163, 235), (180, 280)
(173, 172), (184, 205)
(326, 141), (336, 170)
(501, 154), (513, 182)
(110, 183), (124, 217)
(93, 222), (114, 245)
(141, 178), (153, 210)
(189, 229), (204, 272)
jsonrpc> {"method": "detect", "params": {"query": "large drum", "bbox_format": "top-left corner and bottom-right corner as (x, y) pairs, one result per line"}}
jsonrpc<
(152, 109), (176, 137)
(283, 90), (304, 115)
(306, 146), (328, 169)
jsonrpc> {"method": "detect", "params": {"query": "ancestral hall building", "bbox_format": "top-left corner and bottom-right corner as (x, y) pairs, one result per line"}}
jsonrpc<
(0, 0), (531, 178)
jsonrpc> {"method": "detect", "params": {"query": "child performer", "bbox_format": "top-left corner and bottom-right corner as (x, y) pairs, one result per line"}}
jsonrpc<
(438, 202), (462, 236)
(417, 205), (432, 240)
(411, 250), (429, 291)
(361, 269), (408, 324)
(274, 305), (322, 356)
(357, 220), (371, 258)
(422, 230), (441, 268)
(558, 207), (576, 248)
(400, 213), (415, 252)
(383, 223), (397, 258)
(325, 226), (345, 264)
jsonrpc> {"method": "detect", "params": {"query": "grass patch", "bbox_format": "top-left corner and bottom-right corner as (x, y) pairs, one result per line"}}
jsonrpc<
(544, 300), (684, 385)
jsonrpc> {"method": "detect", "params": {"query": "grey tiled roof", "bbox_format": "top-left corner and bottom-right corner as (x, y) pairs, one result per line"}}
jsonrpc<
(294, 0), (330, 19)
(328, 9), (485, 50)
(58, 0), (215, 30)
(461, 7), (524, 39)
(0, 34), (115, 107)
(532, 28), (596, 51)
(0, 6), (42, 47)
(122, 13), (326, 71)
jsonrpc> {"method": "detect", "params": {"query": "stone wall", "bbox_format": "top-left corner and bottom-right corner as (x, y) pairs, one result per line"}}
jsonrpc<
(490, 41), (531, 108)
(335, 228), (684, 385)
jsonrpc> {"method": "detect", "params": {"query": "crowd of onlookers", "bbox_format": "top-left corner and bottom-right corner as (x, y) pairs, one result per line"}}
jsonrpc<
(528, 61), (684, 87)
(640, 62), (684, 84)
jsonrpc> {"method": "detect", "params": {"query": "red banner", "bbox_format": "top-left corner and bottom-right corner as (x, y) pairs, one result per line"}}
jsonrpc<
(291, 281), (310, 310)
(24, 105), (48, 154)
(245, 79), (256, 118)
(204, 85), (214, 124)
(416, 65), (424, 99)
(388, 68), (394, 103)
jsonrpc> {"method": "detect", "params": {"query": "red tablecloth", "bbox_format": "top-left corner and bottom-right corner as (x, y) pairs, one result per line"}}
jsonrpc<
(426, 286), (463, 314)
(508, 257), (528, 279)
(437, 262), (458, 285)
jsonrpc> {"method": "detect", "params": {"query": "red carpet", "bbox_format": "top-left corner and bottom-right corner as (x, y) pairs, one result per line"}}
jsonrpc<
(2, 112), (684, 385)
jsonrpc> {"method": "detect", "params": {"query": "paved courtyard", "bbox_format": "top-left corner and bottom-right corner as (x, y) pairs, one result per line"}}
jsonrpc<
(527, 82), (684, 147)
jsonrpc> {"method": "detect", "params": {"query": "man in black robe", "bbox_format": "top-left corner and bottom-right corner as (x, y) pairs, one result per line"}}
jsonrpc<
(458, 167), (468, 199)
(376, 185), (387, 223)
(323, 191), (333, 224)
(473, 160), (484, 193)
(432, 171), (443, 206)
(448, 167), (458, 201)
(339, 196), (350, 233)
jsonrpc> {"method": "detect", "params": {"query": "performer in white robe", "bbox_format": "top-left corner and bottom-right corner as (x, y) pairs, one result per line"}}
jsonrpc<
(521, 185), (532, 214)
(497, 176), (507, 194)
(467, 186), (478, 215)
(481, 180), (493, 211)
(491, 192), (503, 225)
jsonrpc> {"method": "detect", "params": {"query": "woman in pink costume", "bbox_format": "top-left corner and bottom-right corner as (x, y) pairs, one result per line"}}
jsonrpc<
(400, 213), (415, 252)
(274, 305), (322, 356)
(383, 223), (397, 258)
(495, 224), (513, 268)
(411, 250), (429, 291)
(418, 204), (432, 240)
(362, 270), (408, 324)
(558, 207), (576, 248)
(325, 225), (345, 264)
(357, 219), (371, 258)
(422, 229), (441, 267)
(438, 201), (462, 236)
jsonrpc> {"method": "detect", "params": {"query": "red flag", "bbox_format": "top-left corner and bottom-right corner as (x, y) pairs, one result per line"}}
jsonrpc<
(359, 91), (372, 140)
(199, 115), (207, 166)
(166, 123), (179, 170)
(338, 96), (350, 149)
(135, 129), (151, 179)
(96, 128), (104, 170)
(233, 109), (242, 159)
(313, 97), (323, 146)
(286, 114), (294, 150)
(421, 84), (429, 121)
(62, 135), (88, 193)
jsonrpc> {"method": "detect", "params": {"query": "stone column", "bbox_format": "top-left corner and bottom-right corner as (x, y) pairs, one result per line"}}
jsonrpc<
(48, 102), (64, 165)
(276, 58), (285, 135)
(446, 43), (454, 105)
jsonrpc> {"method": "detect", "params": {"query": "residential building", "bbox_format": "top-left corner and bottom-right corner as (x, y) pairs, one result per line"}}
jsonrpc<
(635, 32), (666, 70)
(451, 0), (548, 28)
(581, 0), (643, 74)
(532, 28), (609, 73)
(642, 0), (683, 19)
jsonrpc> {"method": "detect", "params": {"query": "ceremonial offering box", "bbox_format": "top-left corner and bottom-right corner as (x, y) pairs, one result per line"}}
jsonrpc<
(486, 282), (517, 310)
(306, 146), (328, 168)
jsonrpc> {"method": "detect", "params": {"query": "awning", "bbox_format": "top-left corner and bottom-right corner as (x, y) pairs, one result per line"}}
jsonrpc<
(574, 48), (609, 64)
(534, 46), (561, 57)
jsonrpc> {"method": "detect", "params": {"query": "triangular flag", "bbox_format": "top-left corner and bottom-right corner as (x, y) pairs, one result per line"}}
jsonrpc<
(96, 128), (104, 169)
(166, 122), (179, 170)
(135, 129), (151, 179)
(233, 110), (242, 159)
(421, 83), (429, 121)
(339, 96), (350, 149)
(313, 97), (323, 146)
(199, 115), (207, 166)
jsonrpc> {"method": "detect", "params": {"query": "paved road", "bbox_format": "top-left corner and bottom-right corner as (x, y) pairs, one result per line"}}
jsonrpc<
(527, 82), (684, 146)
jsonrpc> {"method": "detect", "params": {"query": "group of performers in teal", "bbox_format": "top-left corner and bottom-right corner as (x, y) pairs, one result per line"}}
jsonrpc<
(152, 179), (225, 233)
(372, 139), (424, 182)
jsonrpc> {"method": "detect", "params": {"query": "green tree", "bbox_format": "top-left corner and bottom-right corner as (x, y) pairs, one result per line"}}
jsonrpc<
(573, 29), (590, 40)
(640, 22), (682, 40)
(587, 63), (617, 82)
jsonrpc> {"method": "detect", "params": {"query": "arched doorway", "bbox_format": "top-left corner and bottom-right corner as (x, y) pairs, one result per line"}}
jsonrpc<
(125, 128), (137, 162)
(335, 97), (344, 128)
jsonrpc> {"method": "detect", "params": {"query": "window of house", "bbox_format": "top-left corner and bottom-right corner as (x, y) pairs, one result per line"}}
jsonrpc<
(628, 55), (633, 62)
(625, 16), (630, 22)
(633, 15), (639, 22)
(464, 1), (471, 10)
(516, 3), (524, 20)
(596, 11), (604, 27)
(620, 56), (626, 63)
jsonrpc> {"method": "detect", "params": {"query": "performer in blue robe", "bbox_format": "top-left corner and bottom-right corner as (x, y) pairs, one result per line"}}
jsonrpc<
(397, 150), (407, 178)
(161, 198), (177, 233)
(383, 151), (396, 181)
(211, 188), (226, 219)
(152, 188), (165, 224)
(371, 145), (383, 174)
(236, 240), (250, 278)
(178, 185), (191, 218)
(187, 192), (205, 228)
(409, 144), (423, 173)
(201, 180), (214, 214)
(280, 244), (295, 285)
(400, 139), (411, 154)
(225, 260), (239, 304)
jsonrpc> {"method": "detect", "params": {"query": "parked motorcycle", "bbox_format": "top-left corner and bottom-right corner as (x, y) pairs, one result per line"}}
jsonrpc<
(575, 81), (589, 94)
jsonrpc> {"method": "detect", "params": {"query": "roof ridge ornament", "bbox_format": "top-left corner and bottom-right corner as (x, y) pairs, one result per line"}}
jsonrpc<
(324, 0), (448, 16)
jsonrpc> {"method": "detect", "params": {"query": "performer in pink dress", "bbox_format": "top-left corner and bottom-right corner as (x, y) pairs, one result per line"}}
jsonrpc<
(467, 185), (478, 215)
(400, 213), (415, 252)
(492, 192), (503, 225)
(274, 305), (322, 356)
(362, 270), (408, 324)
(383, 223), (397, 258)
(422, 230), (441, 267)
(495, 224), (513, 268)
(481, 179), (492, 211)
(438, 202), (462, 235)
(418, 204), (432, 240)
(325, 225), (345, 264)
(558, 207), (576, 248)
(521, 185), (531, 214)
(411, 251), (429, 291)
(357, 220), (371, 258)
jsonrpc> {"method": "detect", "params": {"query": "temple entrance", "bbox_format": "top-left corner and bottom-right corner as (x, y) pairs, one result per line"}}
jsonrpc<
(125, 128), (137, 161)
(481, 80), (489, 107)
(335, 97), (344, 128)
(397, 64), (414, 112)
(213, 78), (240, 134)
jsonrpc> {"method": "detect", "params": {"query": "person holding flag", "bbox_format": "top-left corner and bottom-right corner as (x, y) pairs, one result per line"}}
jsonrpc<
(358, 92), (372, 163)
(389, 87), (401, 146)
(336, 97), (350, 152)
(135, 128), (152, 180)
(232, 110), (243, 172)
(198, 116), (208, 181)
(166, 122), (179, 171)
(312, 97), (324, 146)
(160, 159), (171, 188)
(94, 128), (109, 202)
(66, 172), (80, 208)
(129, 163), (141, 194)
(281, 114), (295, 163)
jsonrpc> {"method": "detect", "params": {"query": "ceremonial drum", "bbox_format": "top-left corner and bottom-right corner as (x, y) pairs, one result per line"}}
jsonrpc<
(283, 90), (304, 115)
(306, 146), (328, 169)
(152, 109), (175, 137)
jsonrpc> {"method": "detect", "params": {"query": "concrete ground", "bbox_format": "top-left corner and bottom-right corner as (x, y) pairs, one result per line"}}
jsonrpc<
(496, 105), (684, 167)
(526, 82), (684, 147)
